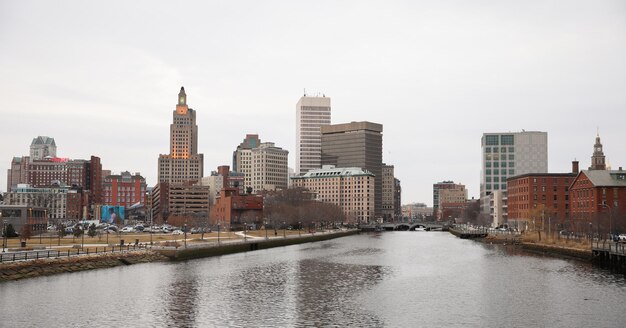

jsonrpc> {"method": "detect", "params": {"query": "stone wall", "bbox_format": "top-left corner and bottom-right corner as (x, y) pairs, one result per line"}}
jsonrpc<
(0, 250), (168, 282)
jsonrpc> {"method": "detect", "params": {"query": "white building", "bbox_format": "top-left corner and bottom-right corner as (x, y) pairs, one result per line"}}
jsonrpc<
(480, 131), (548, 225)
(295, 95), (331, 175)
(252, 142), (289, 192)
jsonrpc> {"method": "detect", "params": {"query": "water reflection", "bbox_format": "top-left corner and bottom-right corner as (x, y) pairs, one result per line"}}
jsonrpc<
(1, 233), (625, 328)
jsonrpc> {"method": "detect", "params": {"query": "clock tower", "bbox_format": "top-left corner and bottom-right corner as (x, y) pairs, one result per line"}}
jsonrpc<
(590, 133), (606, 170)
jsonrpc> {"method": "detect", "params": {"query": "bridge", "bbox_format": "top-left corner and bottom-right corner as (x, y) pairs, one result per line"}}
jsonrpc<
(361, 222), (447, 232)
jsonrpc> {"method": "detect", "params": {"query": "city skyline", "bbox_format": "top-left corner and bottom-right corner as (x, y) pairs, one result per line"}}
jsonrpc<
(1, 1), (626, 205)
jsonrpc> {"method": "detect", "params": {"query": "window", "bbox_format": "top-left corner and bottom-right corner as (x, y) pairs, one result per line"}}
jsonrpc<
(509, 155), (514, 160)
(494, 169), (499, 175)
(485, 135), (499, 145)
(501, 135), (514, 145)
(486, 162), (492, 168)
(494, 162), (499, 168)
(486, 169), (492, 175)
(508, 147), (514, 152)
(485, 147), (491, 153)
(509, 169), (515, 175)
(502, 184), (507, 189)
(501, 162), (507, 167)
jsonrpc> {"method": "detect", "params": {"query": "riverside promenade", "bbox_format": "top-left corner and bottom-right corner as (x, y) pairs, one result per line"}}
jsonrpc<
(0, 229), (358, 281)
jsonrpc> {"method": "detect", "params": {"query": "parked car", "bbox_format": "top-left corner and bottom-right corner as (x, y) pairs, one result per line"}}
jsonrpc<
(120, 226), (135, 233)
(171, 229), (184, 235)
(617, 234), (626, 242)
(106, 226), (118, 233)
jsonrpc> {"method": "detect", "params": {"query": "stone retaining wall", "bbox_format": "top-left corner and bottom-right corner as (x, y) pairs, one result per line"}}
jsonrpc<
(0, 250), (168, 282)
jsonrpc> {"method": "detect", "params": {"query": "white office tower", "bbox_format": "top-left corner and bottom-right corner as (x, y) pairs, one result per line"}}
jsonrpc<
(295, 95), (331, 175)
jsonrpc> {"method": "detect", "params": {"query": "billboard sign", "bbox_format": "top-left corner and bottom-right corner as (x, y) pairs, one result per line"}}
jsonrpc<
(100, 206), (125, 224)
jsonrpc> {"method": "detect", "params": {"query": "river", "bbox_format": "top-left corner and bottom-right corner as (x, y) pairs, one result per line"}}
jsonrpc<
(1, 232), (625, 327)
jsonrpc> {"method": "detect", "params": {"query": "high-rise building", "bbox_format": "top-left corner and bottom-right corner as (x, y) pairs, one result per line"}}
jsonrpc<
(233, 134), (261, 189)
(381, 164), (396, 220)
(29, 136), (57, 161)
(480, 131), (548, 225)
(233, 135), (288, 193)
(296, 95), (331, 175)
(590, 133), (607, 170)
(321, 121), (383, 217)
(158, 87), (204, 184)
(252, 142), (289, 192)
(394, 178), (402, 218)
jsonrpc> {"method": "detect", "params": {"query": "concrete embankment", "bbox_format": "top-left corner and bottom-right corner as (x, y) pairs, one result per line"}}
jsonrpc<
(157, 230), (359, 261)
(0, 250), (168, 282)
(520, 242), (592, 261)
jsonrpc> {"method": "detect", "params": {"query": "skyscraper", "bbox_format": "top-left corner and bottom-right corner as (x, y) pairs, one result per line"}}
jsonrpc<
(321, 121), (383, 217)
(296, 95), (331, 175)
(480, 131), (548, 225)
(158, 87), (204, 184)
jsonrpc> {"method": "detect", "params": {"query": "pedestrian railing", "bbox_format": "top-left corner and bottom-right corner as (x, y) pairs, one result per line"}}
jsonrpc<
(0, 244), (146, 263)
(592, 241), (626, 256)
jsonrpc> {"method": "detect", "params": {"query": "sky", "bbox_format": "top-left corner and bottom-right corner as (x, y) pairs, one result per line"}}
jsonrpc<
(1, 0), (625, 206)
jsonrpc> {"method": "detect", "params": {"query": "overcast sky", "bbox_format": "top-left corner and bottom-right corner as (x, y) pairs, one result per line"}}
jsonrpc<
(1, 1), (625, 206)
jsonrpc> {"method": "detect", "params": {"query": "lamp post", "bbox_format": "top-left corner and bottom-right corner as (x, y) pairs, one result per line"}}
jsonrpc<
(243, 221), (247, 242)
(217, 222), (221, 245)
(184, 223), (187, 248)
(2, 219), (7, 253)
(265, 220), (268, 240)
(603, 204), (613, 240)
(298, 221), (301, 237)
(283, 221), (286, 238)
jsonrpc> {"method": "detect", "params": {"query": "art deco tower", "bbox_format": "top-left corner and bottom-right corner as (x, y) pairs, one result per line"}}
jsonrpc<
(158, 87), (204, 184)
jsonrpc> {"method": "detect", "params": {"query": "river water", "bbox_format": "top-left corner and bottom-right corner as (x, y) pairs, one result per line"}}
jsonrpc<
(1, 232), (625, 327)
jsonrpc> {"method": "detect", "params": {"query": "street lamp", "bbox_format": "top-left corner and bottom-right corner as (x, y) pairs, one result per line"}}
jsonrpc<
(184, 223), (187, 248)
(298, 221), (301, 237)
(603, 204), (613, 240)
(283, 221), (286, 238)
(217, 222), (221, 245)
(265, 220), (268, 240)
(2, 218), (7, 253)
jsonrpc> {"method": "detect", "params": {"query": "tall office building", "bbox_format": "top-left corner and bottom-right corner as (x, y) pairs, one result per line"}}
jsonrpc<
(252, 142), (289, 192)
(433, 181), (467, 220)
(321, 121), (383, 217)
(480, 131), (548, 225)
(296, 95), (331, 175)
(158, 87), (204, 184)
(233, 134), (260, 189)
(381, 164), (396, 220)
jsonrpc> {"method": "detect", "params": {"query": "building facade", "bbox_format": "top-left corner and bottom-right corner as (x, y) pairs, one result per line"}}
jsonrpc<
(200, 166), (245, 205)
(29, 136), (57, 161)
(291, 165), (375, 223)
(102, 171), (147, 207)
(433, 181), (467, 220)
(295, 95), (331, 175)
(381, 164), (395, 220)
(507, 165), (577, 227)
(252, 142), (289, 192)
(0, 205), (47, 236)
(210, 188), (263, 229)
(3, 185), (68, 221)
(394, 178), (402, 218)
(321, 121), (383, 217)
(233, 134), (261, 189)
(158, 87), (204, 185)
(480, 131), (548, 225)
(570, 168), (626, 235)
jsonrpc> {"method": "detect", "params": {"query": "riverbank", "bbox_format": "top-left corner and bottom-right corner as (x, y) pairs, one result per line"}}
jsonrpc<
(450, 229), (592, 261)
(0, 230), (358, 282)
(0, 250), (168, 282)
(156, 229), (359, 261)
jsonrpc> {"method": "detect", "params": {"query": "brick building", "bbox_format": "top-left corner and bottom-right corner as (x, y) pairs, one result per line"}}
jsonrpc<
(210, 188), (263, 229)
(570, 168), (626, 234)
(103, 171), (147, 207)
(507, 163), (577, 227)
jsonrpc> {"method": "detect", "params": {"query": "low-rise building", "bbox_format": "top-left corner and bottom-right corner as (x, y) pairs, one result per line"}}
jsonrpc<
(210, 188), (263, 229)
(0, 205), (47, 235)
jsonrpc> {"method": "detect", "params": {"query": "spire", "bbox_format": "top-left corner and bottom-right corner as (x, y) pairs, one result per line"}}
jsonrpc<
(178, 86), (186, 106)
(590, 132), (606, 170)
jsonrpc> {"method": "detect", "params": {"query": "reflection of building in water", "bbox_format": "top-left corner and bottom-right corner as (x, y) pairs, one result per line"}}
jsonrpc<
(165, 266), (199, 328)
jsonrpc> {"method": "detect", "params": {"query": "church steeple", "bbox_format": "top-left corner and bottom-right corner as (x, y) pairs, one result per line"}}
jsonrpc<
(178, 86), (186, 106)
(590, 133), (606, 170)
